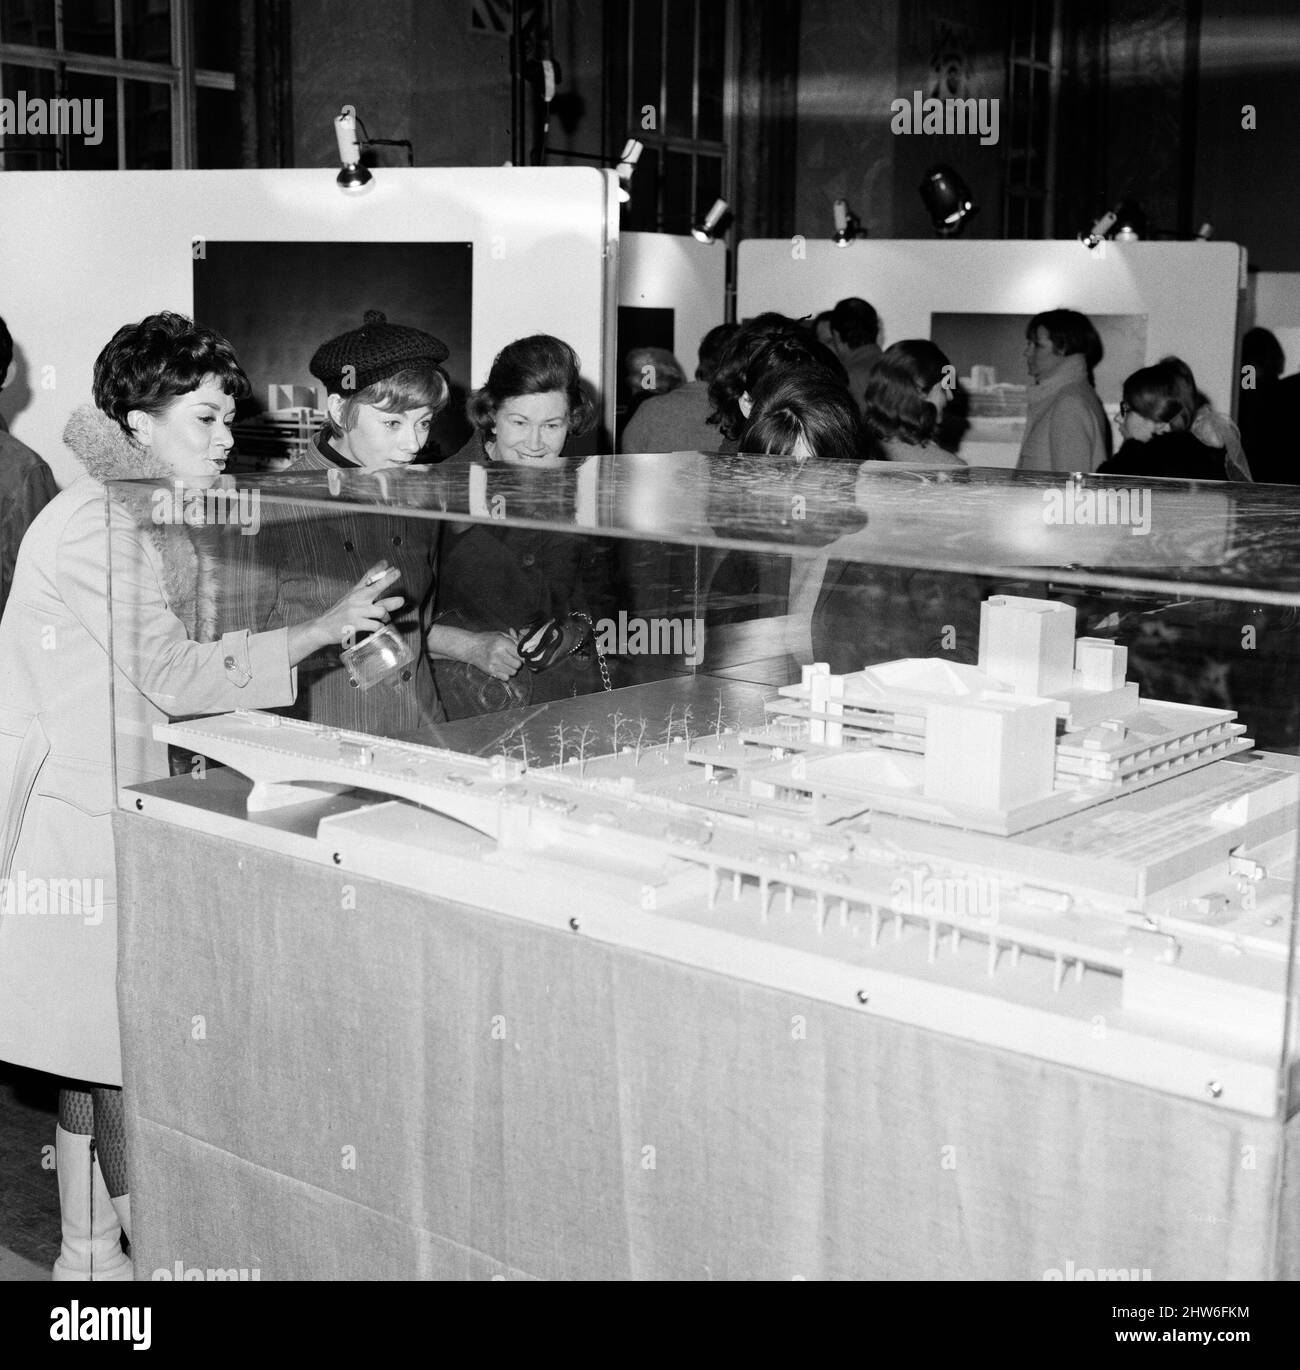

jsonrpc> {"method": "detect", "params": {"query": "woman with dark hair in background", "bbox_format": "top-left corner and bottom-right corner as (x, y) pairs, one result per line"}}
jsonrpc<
(428, 333), (607, 718)
(1098, 360), (1227, 480)
(863, 340), (966, 466)
(0, 312), (398, 1279)
(706, 314), (847, 450)
(737, 367), (872, 463)
(1160, 354), (1251, 481)
(1018, 308), (1111, 473)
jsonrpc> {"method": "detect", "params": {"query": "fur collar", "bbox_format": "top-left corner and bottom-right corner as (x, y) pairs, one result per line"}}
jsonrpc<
(63, 403), (220, 642)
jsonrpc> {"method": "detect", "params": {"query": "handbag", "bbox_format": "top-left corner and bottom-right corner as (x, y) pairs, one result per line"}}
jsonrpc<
(518, 612), (611, 690)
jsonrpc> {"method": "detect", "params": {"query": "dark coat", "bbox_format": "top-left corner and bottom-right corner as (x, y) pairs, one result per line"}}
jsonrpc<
(218, 430), (445, 735)
(0, 428), (59, 619)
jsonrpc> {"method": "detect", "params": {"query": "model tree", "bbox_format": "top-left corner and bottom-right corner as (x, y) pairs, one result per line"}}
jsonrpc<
(634, 717), (649, 767)
(574, 723), (597, 779)
(610, 711), (630, 754)
(502, 722), (531, 769)
(551, 721), (570, 768)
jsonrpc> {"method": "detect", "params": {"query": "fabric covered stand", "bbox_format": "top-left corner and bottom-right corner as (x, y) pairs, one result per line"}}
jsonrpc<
(115, 811), (1300, 1281)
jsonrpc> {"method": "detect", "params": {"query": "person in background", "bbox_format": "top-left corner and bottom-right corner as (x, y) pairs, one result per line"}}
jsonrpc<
(429, 334), (606, 718)
(617, 345), (686, 446)
(0, 312), (398, 1281)
(1238, 328), (1300, 484)
(1098, 360), (1227, 480)
(812, 310), (835, 351)
(736, 367), (872, 463)
(0, 313), (59, 617)
(1160, 354), (1250, 481)
(1018, 308), (1111, 473)
(827, 297), (883, 412)
(620, 323), (738, 454)
(863, 340), (967, 466)
(219, 310), (452, 734)
(707, 314), (847, 451)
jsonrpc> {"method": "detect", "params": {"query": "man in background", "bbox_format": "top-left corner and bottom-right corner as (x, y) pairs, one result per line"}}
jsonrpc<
(620, 322), (739, 454)
(827, 297), (883, 413)
(0, 314), (59, 618)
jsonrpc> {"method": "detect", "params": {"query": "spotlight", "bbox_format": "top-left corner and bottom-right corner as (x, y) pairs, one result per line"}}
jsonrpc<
(334, 109), (373, 193)
(616, 138), (643, 203)
(919, 164), (977, 237)
(832, 198), (861, 247)
(691, 198), (731, 244)
(1112, 200), (1146, 242)
(1080, 207), (1117, 250)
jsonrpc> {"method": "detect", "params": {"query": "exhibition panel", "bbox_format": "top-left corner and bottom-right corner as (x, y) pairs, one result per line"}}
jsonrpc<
(107, 457), (1300, 1142)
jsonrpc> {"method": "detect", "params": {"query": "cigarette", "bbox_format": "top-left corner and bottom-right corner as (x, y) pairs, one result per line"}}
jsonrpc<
(364, 567), (392, 586)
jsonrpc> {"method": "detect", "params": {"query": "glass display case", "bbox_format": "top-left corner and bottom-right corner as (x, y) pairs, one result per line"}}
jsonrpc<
(108, 456), (1300, 1120)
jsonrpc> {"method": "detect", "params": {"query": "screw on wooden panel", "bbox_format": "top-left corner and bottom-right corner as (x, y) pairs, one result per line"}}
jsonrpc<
(1205, 1080), (1223, 1099)
(569, 917), (580, 932)
(332, 852), (342, 865)
(134, 798), (144, 811)
(856, 989), (869, 1005)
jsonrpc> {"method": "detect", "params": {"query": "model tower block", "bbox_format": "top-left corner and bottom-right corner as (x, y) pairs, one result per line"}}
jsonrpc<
(979, 596), (1076, 696)
(1074, 637), (1128, 693)
(923, 694), (1058, 809)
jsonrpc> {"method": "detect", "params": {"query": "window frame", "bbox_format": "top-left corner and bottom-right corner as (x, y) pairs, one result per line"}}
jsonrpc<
(0, 0), (235, 170)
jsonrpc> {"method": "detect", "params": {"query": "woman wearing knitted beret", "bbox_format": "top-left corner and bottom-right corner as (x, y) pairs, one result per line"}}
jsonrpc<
(221, 311), (452, 734)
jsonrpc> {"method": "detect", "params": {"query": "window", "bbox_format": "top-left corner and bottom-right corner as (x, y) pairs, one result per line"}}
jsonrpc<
(1003, 0), (1061, 238)
(610, 0), (737, 235)
(0, 0), (237, 170)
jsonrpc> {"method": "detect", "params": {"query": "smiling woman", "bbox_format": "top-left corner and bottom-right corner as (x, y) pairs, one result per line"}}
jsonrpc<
(0, 311), (399, 1281)
(428, 334), (604, 718)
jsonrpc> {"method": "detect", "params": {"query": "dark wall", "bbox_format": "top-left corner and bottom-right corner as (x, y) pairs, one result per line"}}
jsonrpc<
(290, 0), (606, 171)
(1194, 1), (1300, 270)
(794, 0), (1010, 241)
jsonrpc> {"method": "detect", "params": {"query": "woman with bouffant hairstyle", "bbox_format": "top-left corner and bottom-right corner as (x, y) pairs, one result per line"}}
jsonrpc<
(706, 314), (846, 445)
(464, 333), (596, 450)
(738, 368), (871, 463)
(0, 311), (399, 1280)
(429, 334), (605, 718)
(863, 340), (966, 465)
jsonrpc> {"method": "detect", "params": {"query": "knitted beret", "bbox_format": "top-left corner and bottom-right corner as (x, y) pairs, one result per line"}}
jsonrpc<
(309, 310), (450, 395)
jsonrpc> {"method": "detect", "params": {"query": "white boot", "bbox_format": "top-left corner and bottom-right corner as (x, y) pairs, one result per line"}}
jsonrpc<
(51, 1126), (133, 1281)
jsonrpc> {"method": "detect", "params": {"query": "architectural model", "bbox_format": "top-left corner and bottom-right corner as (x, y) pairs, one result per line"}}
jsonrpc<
(148, 595), (1298, 1115)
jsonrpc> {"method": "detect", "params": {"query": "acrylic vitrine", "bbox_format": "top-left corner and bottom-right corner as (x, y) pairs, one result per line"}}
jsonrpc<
(108, 455), (1300, 1120)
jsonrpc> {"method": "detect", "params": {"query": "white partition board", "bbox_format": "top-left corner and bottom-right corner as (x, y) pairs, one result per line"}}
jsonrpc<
(0, 168), (618, 483)
(737, 238), (1245, 424)
(618, 232), (727, 377)
(1253, 272), (1300, 377)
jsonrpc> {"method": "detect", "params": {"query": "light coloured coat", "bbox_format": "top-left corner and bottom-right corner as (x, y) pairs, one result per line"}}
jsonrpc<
(0, 405), (296, 1085)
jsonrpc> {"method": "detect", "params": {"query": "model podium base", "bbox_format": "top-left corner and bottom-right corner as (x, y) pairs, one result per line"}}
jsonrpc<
(144, 596), (1299, 1117)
